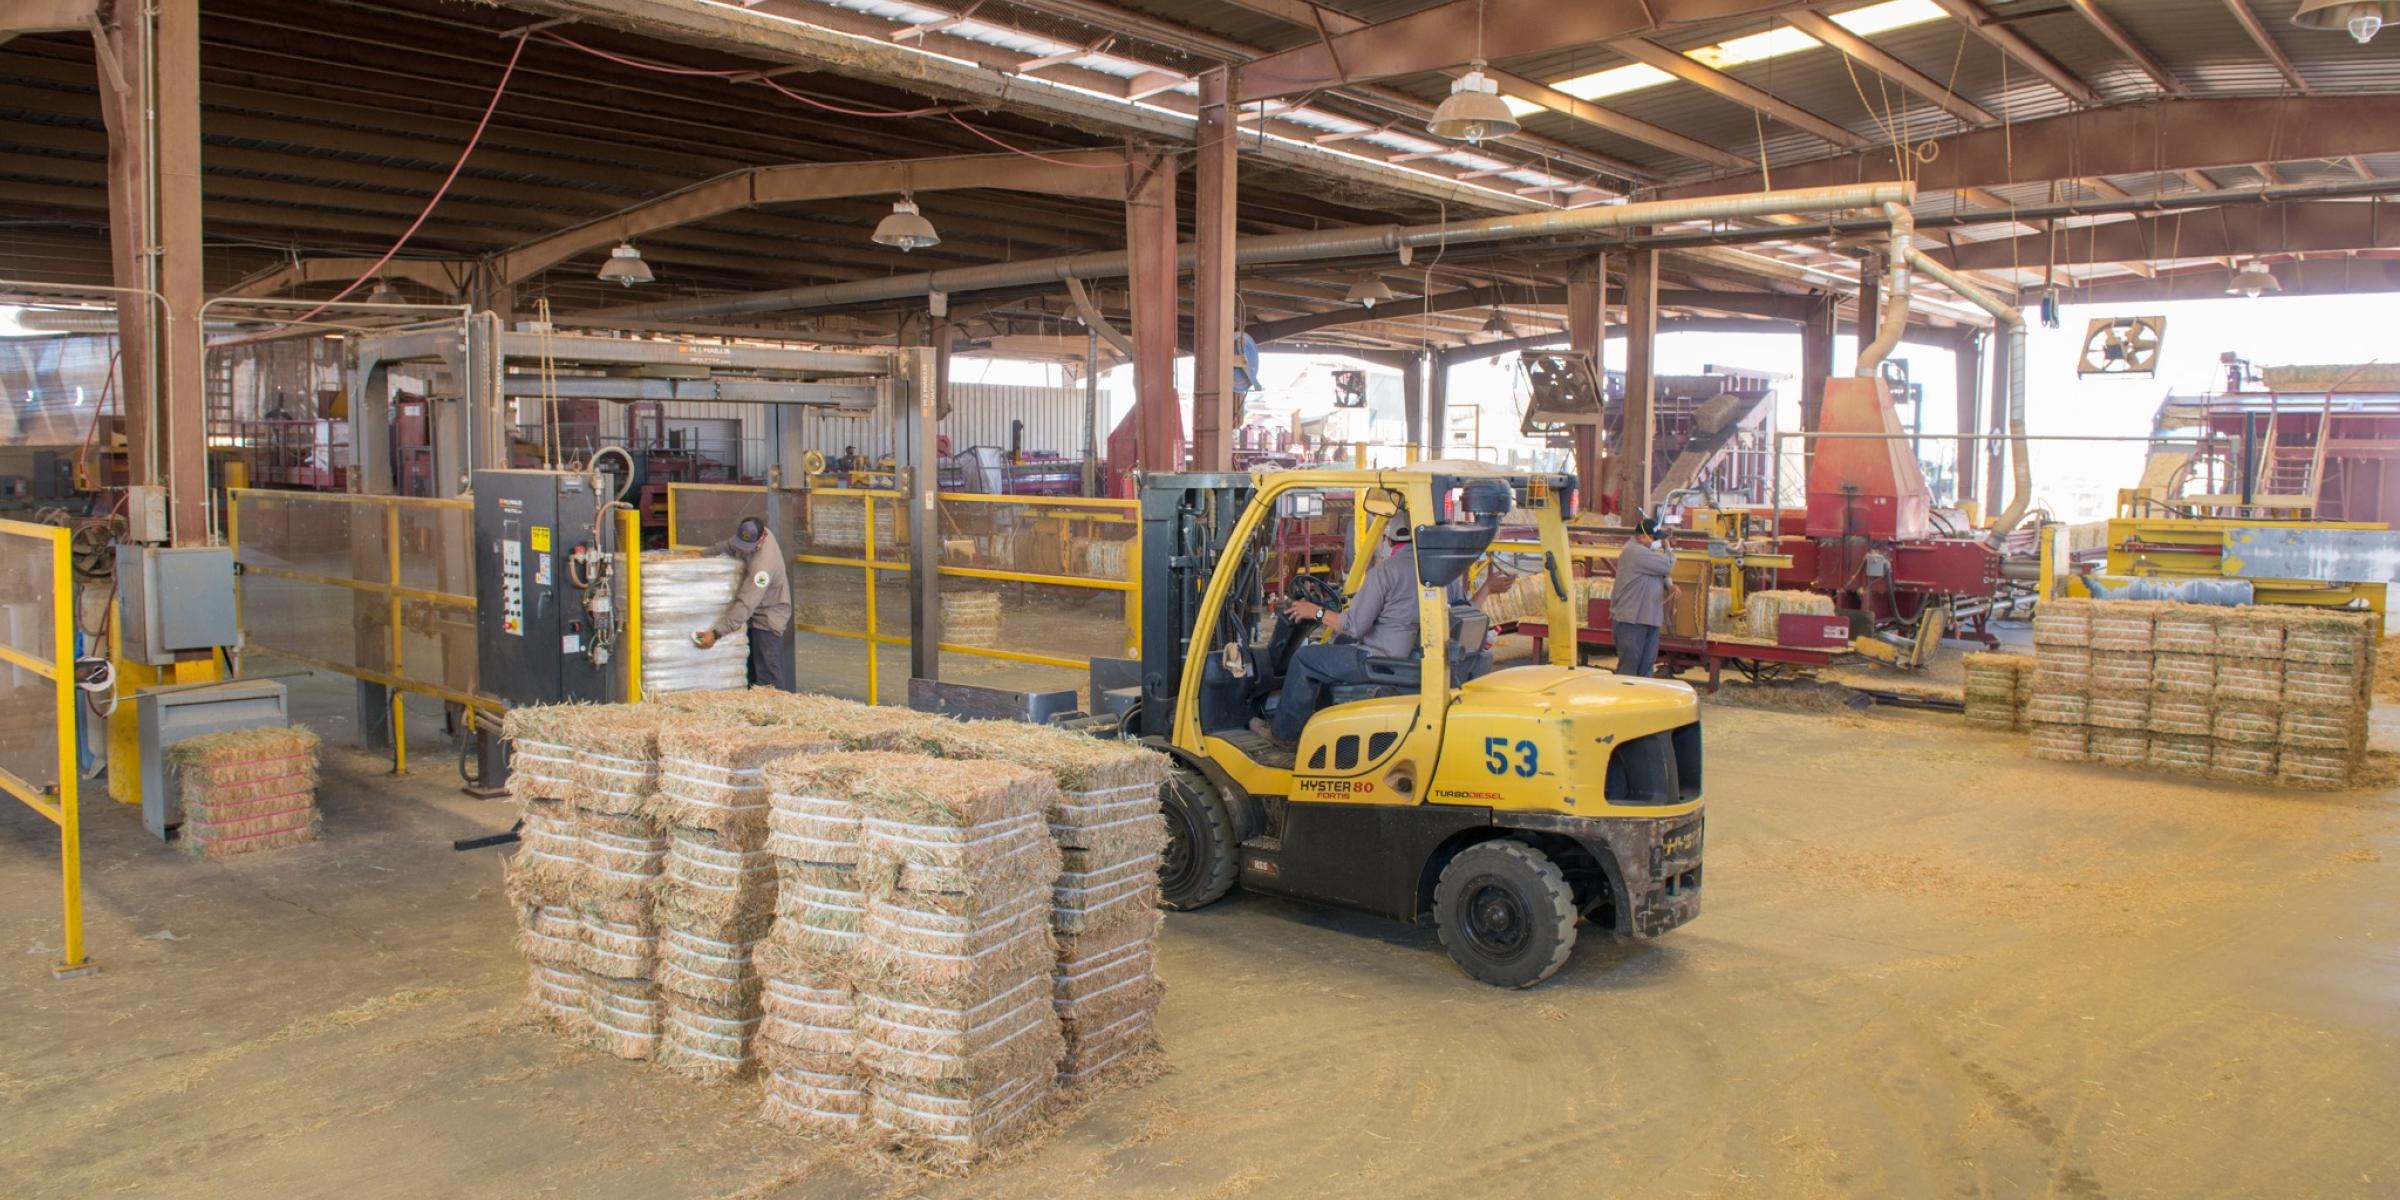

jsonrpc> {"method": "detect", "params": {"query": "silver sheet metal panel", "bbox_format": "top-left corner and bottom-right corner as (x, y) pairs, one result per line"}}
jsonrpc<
(2224, 525), (2400, 583)
(136, 679), (290, 841)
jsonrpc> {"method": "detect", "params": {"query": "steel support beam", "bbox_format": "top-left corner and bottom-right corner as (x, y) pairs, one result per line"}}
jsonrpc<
(1567, 256), (1606, 509)
(1246, 285), (1816, 343)
(2221, 0), (2309, 91)
(1620, 248), (1658, 517)
(3, 0), (98, 35)
(1799, 292), (1836, 438)
(1933, 201), (2400, 272)
(220, 257), (477, 299)
(2015, 256), (2400, 304)
(1125, 154), (1183, 475)
(1660, 99), (2400, 199)
(1926, 0), (2100, 105)
(2062, 0), (2188, 96)
(1191, 68), (1238, 472)
(1609, 39), (1867, 149)
(1781, 11), (1995, 126)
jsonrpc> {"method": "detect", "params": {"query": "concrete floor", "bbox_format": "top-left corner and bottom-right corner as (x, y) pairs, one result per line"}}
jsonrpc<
(4, 666), (2399, 1198)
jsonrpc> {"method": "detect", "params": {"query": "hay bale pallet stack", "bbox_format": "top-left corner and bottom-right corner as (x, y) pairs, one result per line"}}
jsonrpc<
(2025, 599), (2376, 788)
(166, 727), (324, 858)
(941, 591), (1005, 649)
(501, 706), (594, 1036)
(1961, 653), (2034, 730)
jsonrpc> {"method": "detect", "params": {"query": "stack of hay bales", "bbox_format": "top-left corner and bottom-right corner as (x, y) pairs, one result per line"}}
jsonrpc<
(941, 591), (1004, 649)
(502, 707), (588, 1035)
(651, 721), (837, 1078)
(882, 720), (1172, 1088)
(1744, 590), (1835, 641)
(2025, 599), (2377, 788)
(1961, 652), (2033, 729)
(166, 726), (323, 858)
(566, 707), (672, 1055)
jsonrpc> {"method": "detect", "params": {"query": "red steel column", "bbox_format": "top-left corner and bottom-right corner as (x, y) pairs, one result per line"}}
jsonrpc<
(1565, 255), (1605, 509)
(1191, 68), (1238, 472)
(1124, 152), (1184, 474)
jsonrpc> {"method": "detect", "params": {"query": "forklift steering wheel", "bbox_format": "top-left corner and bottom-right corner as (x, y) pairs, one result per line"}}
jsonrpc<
(1288, 573), (1345, 615)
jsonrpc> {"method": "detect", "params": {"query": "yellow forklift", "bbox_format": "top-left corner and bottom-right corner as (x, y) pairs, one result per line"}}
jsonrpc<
(1108, 463), (1704, 987)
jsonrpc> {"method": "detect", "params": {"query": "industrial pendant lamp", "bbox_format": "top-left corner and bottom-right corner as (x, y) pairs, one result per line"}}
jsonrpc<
(598, 242), (654, 287)
(2293, 0), (2398, 42)
(2227, 260), (2282, 298)
(365, 279), (400, 305)
(873, 195), (941, 251)
(1481, 309), (1516, 338)
(1346, 278), (1396, 308)
(1428, 1), (1517, 143)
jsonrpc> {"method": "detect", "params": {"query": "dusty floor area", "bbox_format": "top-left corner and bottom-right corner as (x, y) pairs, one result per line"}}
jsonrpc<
(4, 665), (2399, 1199)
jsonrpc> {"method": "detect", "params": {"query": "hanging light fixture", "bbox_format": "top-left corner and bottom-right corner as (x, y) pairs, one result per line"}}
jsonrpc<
(1345, 278), (1395, 308)
(1430, 64), (1518, 144)
(598, 242), (654, 287)
(2227, 260), (2282, 298)
(1481, 309), (1517, 338)
(872, 195), (941, 251)
(364, 279), (400, 305)
(2293, 0), (2397, 42)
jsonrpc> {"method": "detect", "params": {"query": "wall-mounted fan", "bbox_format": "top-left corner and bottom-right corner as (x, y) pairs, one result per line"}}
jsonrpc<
(2078, 316), (2165, 377)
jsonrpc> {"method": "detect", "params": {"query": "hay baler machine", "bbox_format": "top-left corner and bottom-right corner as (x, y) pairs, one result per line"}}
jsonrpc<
(1778, 374), (2039, 654)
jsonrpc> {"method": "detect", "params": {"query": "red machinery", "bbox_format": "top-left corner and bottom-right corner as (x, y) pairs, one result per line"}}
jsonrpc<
(1776, 375), (2020, 641)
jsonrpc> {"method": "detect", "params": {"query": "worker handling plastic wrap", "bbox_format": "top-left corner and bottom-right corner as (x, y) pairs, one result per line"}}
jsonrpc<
(693, 515), (794, 691)
(1610, 512), (1680, 678)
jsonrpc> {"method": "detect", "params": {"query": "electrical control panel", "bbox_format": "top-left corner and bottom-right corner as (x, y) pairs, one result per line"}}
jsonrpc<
(473, 469), (614, 707)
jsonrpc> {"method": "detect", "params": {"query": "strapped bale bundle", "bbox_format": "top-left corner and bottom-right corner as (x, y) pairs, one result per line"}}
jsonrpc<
(2284, 660), (2366, 710)
(858, 883), (1056, 1000)
(2089, 650), (2153, 692)
(562, 705), (670, 817)
(2153, 652), (2216, 696)
(767, 862), (866, 970)
(657, 724), (839, 836)
(2212, 703), (2280, 746)
(528, 963), (590, 1034)
(2087, 729), (2149, 767)
(852, 759), (1064, 915)
(2032, 646), (2092, 693)
(2213, 657), (2282, 704)
(659, 989), (764, 1082)
(658, 924), (766, 1007)
(879, 719), (1173, 875)
(2210, 741), (2279, 783)
(2031, 597), (2094, 647)
(761, 1043), (869, 1135)
(657, 826), (778, 939)
(2087, 600), (2160, 652)
(2025, 692), (2088, 727)
(761, 971), (857, 1058)
(1053, 909), (1164, 1078)
(1054, 848), (1164, 935)
(866, 1058), (1054, 1166)
(2146, 697), (2214, 738)
(167, 726), (323, 858)
(584, 971), (665, 1060)
(858, 972), (1061, 1083)
(1060, 1005), (1158, 1088)
(2282, 706), (2368, 754)
(579, 809), (668, 922)
(942, 591), (1006, 649)
(1962, 652), (2032, 730)
(2148, 734), (2212, 776)
(2029, 724), (2089, 762)
(1744, 590), (1834, 642)
(578, 911), (659, 980)
(515, 902), (582, 969)
(2151, 605), (2221, 656)
(2281, 608), (2374, 666)
(2084, 693), (2148, 731)
(2215, 608), (2286, 660)
(502, 705), (582, 804)
(505, 798), (583, 906)
(765, 753), (874, 867)
(2278, 747), (2356, 790)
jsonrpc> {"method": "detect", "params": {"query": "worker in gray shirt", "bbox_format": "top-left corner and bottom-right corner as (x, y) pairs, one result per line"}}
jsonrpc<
(1609, 512), (1680, 678)
(1253, 516), (1425, 749)
(693, 515), (794, 691)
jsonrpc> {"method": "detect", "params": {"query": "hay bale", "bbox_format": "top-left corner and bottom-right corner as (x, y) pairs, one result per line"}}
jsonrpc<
(2087, 600), (2161, 651)
(2148, 734), (2212, 776)
(656, 826), (777, 937)
(2281, 608), (2374, 666)
(2032, 646), (2091, 694)
(2084, 694), (2148, 731)
(561, 705), (668, 815)
(167, 726), (322, 858)
(2209, 742), (2278, 783)
(2025, 693), (2088, 726)
(660, 689), (944, 750)
(851, 759), (1063, 905)
(2215, 608), (2286, 659)
(1054, 911), (1161, 1030)
(2282, 706), (2367, 754)
(578, 911), (658, 980)
(942, 591), (1005, 649)
(657, 724), (839, 835)
(658, 925), (765, 1006)
(2031, 597), (2094, 647)
(857, 972), (1059, 1083)
(761, 971), (857, 1057)
(505, 798), (583, 906)
(515, 902), (582, 969)
(760, 1043), (868, 1135)
(659, 989), (763, 1082)
(2089, 650), (2153, 692)
(2029, 724), (2088, 761)
(764, 753), (878, 867)
(584, 971), (664, 1060)
(2212, 657), (2282, 704)
(1962, 652), (2034, 730)
(503, 705), (581, 804)
(2152, 653), (2216, 696)
(2151, 605), (2222, 655)
(1744, 590), (1833, 641)
(2211, 703), (2280, 745)
(879, 721), (1172, 862)
(1053, 847), (1163, 935)
(858, 886), (1055, 1000)
(1061, 1006), (1158, 1088)
(2278, 747), (2355, 790)
(765, 862), (866, 970)
(579, 809), (668, 919)
(2146, 697), (2213, 738)
(2087, 729), (2148, 767)
(866, 1060), (1054, 1166)
(2283, 660), (2366, 711)
(529, 963), (590, 1034)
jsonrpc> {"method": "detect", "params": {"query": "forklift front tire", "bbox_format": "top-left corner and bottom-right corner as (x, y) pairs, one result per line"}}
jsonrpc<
(1159, 765), (1238, 911)
(1433, 840), (1579, 988)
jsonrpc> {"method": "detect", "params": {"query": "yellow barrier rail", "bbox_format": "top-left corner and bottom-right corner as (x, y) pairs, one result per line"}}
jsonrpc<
(0, 518), (94, 977)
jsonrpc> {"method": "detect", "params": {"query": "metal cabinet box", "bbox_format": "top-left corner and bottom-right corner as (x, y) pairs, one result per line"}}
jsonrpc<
(135, 678), (290, 840)
(116, 545), (238, 666)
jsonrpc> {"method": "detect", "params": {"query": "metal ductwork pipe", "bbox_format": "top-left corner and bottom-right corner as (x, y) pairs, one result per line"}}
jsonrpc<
(1853, 202), (1913, 375)
(588, 182), (1917, 323)
(1902, 247), (2032, 546)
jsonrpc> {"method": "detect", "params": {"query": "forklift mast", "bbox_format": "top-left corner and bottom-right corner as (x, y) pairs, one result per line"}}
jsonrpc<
(1135, 473), (1257, 739)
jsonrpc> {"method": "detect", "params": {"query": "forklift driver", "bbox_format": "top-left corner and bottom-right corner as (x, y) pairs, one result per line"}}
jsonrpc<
(693, 516), (794, 691)
(1251, 515), (1425, 751)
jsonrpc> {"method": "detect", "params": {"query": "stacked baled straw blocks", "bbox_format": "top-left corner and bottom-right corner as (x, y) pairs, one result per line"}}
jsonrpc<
(1962, 652), (2033, 730)
(2026, 598), (2377, 787)
(165, 726), (324, 857)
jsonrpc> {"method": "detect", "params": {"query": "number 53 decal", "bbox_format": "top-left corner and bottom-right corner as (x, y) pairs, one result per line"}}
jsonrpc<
(1482, 736), (1539, 777)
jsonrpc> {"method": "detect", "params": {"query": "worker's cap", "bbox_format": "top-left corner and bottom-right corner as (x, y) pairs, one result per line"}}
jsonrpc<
(734, 516), (765, 549)
(1634, 512), (1665, 539)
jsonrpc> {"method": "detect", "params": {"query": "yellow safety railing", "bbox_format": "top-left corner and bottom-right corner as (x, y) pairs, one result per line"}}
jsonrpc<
(670, 484), (1140, 704)
(228, 489), (490, 773)
(0, 518), (93, 977)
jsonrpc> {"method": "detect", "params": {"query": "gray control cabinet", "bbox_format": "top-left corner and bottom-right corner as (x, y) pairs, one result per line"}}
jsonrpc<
(116, 546), (238, 667)
(472, 470), (614, 707)
(135, 678), (290, 840)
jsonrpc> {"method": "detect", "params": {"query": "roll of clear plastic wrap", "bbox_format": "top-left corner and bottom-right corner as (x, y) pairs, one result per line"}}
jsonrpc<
(623, 553), (750, 696)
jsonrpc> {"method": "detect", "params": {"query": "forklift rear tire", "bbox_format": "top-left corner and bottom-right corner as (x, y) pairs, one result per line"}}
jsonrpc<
(1159, 765), (1238, 911)
(1433, 840), (1578, 988)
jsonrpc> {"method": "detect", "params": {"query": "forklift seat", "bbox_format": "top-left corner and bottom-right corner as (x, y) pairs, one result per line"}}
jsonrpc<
(1325, 603), (1492, 704)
